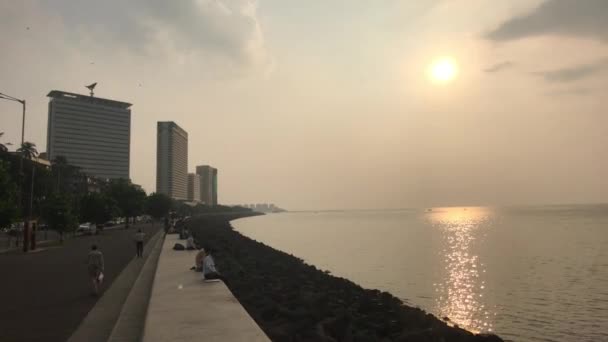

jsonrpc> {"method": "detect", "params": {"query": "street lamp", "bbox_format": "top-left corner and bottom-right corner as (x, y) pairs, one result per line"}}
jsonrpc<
(0, 92), (25, 146)
(0, 92), (27, 251)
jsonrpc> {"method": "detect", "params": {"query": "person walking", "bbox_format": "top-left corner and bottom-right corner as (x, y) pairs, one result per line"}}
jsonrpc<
(134, 229), (145, 258)
(86, 244), (104, 296)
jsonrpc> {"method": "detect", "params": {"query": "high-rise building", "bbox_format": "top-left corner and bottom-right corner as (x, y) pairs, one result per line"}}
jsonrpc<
(196, 165), (218, 205)
(187, 173), (200, 202)
(46, 90), (131, 179)
(211, 167), (218, 205)
(157, 122), (188, 200)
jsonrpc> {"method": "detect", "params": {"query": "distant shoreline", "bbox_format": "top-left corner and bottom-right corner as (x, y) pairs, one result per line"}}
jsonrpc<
(187, 214), (503, 341)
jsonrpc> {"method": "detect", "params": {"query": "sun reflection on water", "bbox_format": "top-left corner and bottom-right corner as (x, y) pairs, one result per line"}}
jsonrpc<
(427, 207), (494, 333)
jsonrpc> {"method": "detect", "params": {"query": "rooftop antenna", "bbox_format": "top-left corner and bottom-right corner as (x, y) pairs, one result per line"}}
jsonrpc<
(85, 82), (97, 97)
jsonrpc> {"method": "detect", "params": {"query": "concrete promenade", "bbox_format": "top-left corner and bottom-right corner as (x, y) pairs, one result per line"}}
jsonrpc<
(143, 234), (269, 342)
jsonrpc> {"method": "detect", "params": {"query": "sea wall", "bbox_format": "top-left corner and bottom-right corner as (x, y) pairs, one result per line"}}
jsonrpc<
(187, 214), (503, 342)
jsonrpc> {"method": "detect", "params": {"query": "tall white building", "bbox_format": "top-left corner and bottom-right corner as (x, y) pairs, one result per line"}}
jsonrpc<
(46, 90), (132, 179)
(157, 121), (188, 200)
(187, 173), (200, 202)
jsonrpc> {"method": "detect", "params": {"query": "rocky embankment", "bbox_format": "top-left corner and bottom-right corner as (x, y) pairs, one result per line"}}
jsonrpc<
(187, 215), (503, 342)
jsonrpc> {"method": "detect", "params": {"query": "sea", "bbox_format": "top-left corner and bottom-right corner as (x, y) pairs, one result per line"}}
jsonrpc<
(233, 205), (608, 342)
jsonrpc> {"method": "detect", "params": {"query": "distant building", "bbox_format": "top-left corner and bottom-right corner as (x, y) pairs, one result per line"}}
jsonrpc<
(212, 167), (218, 205)
(46, 90), (131, 179)
(196, 165), (218, 205)
(237, 203), (285, 213)
(157, 122), (188, 200)
(187, 173), (200, 202)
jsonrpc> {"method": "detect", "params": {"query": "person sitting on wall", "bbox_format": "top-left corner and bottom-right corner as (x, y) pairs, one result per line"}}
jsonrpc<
(186, 234), (197, 250)
(179, 227), (189, 240)
(190, 248), (205, 271)
(202, 248), (228, 285)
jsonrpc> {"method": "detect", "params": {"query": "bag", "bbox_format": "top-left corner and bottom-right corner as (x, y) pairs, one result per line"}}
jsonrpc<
(173, 243), (185, 250)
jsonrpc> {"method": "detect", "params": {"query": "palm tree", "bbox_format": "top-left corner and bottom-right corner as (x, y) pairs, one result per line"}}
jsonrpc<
(0, 132), (12, 153)
(17, 141), (38, 160)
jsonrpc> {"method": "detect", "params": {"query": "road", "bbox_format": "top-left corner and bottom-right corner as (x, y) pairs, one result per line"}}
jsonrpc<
(0, 223), (161, 342)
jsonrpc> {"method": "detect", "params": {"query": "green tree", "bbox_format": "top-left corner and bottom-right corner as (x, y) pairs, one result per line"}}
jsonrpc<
(17, 141), (38, 160)
(173, 200), (193, 217)
(80, 192), (114, 226)
(0, 132), (12, 153)
(145, 193), (173, 221)
(52, 155), (68, 190)
(42, 194), (77, 242)
(106, 178), (146, 229)
(0, 160), (18, 228)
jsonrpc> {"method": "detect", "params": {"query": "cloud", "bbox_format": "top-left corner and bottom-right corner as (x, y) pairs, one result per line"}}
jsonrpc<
(533, 58), (608, 83)
(486, 0), (608, 42)
(484, 61), (514, 73)
(545, 87), (594, 97)
(38, 0), (269, 66)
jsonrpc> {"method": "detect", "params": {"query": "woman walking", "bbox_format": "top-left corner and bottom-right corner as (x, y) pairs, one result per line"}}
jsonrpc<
(86, 244), (104, 296)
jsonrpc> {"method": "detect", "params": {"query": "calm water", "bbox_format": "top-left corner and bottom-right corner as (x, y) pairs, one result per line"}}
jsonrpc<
(233, 205), (608, 342)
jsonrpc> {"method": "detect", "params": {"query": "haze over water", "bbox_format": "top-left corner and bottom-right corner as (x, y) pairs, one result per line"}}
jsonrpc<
(234, 205), (608, 342)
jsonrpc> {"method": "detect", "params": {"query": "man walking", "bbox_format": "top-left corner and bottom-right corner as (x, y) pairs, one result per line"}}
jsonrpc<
(134, 229), (145, 258)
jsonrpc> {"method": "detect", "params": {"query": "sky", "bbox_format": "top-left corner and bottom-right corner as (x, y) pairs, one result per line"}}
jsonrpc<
(1, 0), (607, 210)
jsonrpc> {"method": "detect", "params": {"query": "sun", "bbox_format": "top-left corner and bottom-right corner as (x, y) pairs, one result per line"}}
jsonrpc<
(429, 57), (458, 83)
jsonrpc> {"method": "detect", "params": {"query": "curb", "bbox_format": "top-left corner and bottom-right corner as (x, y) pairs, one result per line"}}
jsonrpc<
(67, 229), (164, 342)
(108, 232), (165, 341)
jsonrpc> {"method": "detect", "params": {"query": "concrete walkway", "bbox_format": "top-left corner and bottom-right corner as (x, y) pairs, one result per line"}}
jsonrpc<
(143, 234), (269, 342)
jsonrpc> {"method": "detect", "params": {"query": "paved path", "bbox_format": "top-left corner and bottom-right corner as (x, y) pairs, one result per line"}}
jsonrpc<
(143, 234), (269, 342)
(0, 224), (161, 342)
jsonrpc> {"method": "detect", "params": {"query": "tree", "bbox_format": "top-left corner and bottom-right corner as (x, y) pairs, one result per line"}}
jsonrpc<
(106, 178), (146, 228)
(17, 141), (38, 160)
(145, 193), (173, 221)
(52, 155), (68, 190)
(42, 194), (77, 242)
(0, 132), (12, 153)
(0, 160), (18, 228)
(80, 192), (114, 226)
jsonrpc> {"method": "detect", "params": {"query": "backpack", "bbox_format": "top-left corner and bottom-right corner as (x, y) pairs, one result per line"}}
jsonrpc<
(173, 243), (185, 251)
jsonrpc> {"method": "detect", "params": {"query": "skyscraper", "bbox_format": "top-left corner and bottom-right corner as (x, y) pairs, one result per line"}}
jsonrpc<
(196, 165), (218, 205)
(187, 173), (200, 202)
(46, 90), (131, 179)
(157, 122), (188, 200)
(211, 167), (218, 205)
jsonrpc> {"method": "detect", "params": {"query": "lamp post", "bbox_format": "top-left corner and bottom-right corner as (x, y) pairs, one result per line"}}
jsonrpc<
(0, 92), (25, 146)
(0, 92), (27, 251)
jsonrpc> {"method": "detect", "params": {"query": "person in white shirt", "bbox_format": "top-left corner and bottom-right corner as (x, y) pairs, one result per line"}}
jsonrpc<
(86, 244), (104, 296)
(202, 248), (228, 285)
(186, 234), (196, 250)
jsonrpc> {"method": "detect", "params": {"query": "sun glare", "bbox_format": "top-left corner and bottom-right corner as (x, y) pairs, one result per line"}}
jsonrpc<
(430, 57), (458, 83)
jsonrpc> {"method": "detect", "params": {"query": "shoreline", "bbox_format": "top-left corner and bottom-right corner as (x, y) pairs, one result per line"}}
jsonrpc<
(187, 214), (503, 341)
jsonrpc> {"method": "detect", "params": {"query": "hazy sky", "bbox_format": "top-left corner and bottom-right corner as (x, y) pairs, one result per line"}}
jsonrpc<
(1, 0), (607, 210)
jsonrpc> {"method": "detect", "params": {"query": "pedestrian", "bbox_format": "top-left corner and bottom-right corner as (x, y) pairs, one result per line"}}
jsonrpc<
(186, 234), (197, 250)
(190, 248), (205, 271)
(86, 244), (104, 296)
(134, 228), (145, 258)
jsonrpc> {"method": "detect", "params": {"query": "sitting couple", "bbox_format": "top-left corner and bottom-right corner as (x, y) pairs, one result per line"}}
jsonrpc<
(192, 247), (226, 283)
